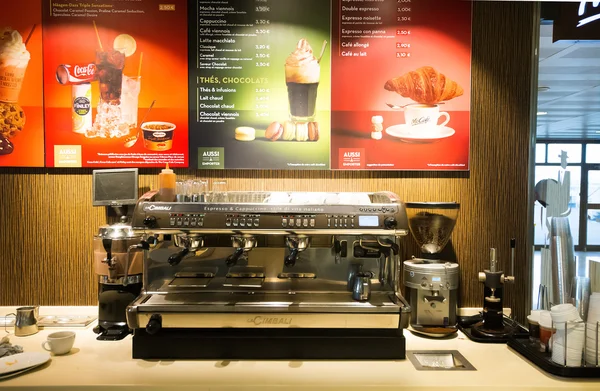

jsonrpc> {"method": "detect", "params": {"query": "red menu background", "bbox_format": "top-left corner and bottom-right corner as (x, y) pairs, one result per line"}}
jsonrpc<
(43, 0), (188, 167)
(0, 1), (44, 167)
(331, 0), (472, 170)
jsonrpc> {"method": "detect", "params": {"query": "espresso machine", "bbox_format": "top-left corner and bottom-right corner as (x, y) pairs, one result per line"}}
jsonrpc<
(403, 202), (460, 337)
(126, 190), (411, 359)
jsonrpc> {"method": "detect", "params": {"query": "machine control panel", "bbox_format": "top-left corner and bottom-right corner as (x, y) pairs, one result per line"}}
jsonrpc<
(282, 215), (316, 228)
(142, 212), (397, 231)
(225, 214), (261, 228)
(169, 213), (206, 228)
(325, 215), (356, 229)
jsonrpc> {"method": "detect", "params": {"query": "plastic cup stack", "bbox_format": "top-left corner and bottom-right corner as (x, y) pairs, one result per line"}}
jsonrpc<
(585, 292), (600, 365)
(550, 303), (584, 367)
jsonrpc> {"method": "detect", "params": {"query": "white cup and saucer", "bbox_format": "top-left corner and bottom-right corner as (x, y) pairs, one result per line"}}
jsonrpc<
(385, 103), (455, 143)
(42, 331), (76, 355)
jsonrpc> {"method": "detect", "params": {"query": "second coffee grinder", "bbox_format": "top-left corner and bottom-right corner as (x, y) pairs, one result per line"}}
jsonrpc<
(403, 202), (460, 337)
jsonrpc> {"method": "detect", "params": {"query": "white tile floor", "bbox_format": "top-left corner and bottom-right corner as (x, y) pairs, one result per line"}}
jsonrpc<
(532, 251), (600, 310)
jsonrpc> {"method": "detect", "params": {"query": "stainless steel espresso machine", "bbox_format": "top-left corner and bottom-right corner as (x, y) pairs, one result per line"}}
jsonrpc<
(127, 190), (411, 359)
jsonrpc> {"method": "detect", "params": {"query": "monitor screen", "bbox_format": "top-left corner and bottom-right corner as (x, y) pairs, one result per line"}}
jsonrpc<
(92, 168), (138, 206)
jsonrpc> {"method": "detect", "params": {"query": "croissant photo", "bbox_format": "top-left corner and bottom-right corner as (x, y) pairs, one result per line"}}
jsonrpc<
(384, 66), (464, 105)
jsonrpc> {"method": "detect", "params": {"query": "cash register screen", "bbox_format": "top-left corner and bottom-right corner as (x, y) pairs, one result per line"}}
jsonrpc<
(92, 168), (138, 206)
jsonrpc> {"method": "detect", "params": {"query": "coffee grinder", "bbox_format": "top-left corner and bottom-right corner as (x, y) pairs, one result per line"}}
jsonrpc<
(470, 240), (516, 340)
(91, 168), (144, 340)
(403, 202), (460, 337)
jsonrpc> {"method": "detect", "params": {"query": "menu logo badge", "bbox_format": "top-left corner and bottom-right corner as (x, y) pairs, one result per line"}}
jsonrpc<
(198, 147), (224, 169)
(339, 148), (365, 169)
(54, 145), (81, 168)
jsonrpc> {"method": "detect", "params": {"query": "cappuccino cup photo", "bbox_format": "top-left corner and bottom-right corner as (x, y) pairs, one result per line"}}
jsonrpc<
(404, 104), (450, 130)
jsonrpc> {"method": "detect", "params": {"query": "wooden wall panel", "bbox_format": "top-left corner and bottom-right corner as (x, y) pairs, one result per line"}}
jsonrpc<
(0, 2), (537, 322)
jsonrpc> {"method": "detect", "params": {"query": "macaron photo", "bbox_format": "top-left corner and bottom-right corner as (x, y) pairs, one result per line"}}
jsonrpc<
(265, 121), (283, 141)
(234, 126), (256, 141)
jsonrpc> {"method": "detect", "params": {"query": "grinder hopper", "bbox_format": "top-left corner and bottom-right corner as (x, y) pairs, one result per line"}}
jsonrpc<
(405, 202), (460, 258)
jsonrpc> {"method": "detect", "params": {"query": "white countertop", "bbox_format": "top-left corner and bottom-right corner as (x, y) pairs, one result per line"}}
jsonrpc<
(0, 306), (599, 390)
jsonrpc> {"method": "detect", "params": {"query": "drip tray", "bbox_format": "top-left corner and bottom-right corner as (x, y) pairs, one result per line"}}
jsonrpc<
(406, 350), (476, 371)
(169, 278), (213, 288)
(224, 266), (265, 287)
(223, 278), (264, 288)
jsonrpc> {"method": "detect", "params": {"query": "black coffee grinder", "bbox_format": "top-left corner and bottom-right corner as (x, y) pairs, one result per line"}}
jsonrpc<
(470, 239), (517, 340)
(91, 168), (144, 340)
(93, 221), (146, 340)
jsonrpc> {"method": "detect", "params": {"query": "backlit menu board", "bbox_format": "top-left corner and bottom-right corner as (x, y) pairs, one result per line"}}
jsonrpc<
(43, 0), (189, 168)
(189, 0), (331, 169)
(190, 0), (472, 170)
(331, 0), (472, 170)
(2, 0), (471, 170)
(0, 1), (44, 167)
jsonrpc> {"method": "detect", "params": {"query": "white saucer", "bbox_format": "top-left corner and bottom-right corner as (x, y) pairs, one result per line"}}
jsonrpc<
(0, 352), (50, 376)
(385, 124), (455, 143)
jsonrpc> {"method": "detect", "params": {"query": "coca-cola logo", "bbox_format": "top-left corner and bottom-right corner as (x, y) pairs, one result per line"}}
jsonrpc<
(73, 64), (96, 78)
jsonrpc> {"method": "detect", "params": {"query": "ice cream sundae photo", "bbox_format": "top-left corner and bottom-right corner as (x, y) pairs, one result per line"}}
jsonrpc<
(0, 27), (31, 155)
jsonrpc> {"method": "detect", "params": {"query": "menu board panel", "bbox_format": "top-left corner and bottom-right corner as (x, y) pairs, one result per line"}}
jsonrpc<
(43, 0), (189, 168)
(189, 0), (331, 169)
(331, 0), (472, 170)
(0, 1), (45, 167)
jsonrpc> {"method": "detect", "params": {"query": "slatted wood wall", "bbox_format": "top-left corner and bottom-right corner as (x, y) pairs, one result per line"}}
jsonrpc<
(0, 2), (537, 322)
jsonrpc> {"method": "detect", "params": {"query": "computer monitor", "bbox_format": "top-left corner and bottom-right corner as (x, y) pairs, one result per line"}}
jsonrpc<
(92, 168), (139, 206)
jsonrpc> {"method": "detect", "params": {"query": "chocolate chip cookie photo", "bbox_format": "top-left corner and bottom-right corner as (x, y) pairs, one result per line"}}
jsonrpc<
(0, 101), (26, 140)
(0, 135), (14, 155)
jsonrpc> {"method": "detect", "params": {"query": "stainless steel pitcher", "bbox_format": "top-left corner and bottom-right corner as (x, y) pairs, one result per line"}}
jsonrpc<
(352, 272), (373, 302)
(5, 306), (39, 336)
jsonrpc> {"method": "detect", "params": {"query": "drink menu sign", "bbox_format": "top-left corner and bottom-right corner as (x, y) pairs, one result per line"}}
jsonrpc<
(189, 0), (331, 169)
(189, 0), (472, 170)
(331, 0), (472, 170)
(0, 1), (45, 167)
(1, 0), (470, 170)
(42, 0), (189, 167)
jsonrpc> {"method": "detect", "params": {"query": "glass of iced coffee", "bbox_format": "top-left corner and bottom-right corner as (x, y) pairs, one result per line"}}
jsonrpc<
(285, 39), (320, 121)
(96, 49), (125, 102)
(0, 29), (30, 103)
